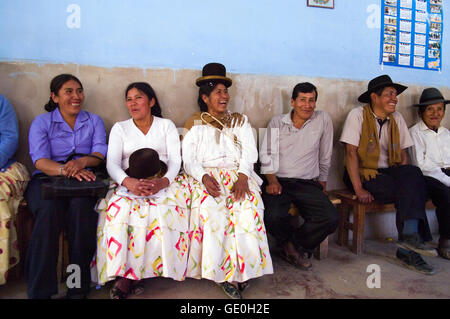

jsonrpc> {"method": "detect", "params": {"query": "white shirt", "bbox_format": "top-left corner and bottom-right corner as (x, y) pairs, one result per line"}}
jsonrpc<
(340, 106), (413, 168)
(182, 114), (261, 185)
(107, 117), (181, 188)
(259, 110), (333, 181)
(408, 120), (450, 187)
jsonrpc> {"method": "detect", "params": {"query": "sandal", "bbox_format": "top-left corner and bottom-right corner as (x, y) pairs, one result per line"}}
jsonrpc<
(279, 249), (312, 271)
(110, 278), (131, 299)
(219, 282), (242, 299)
(110, 286), (128, 299)
(130, 280), (145, 296)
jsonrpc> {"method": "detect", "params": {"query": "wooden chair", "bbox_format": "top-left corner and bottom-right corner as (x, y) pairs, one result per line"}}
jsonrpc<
(329, 189), (435, 255)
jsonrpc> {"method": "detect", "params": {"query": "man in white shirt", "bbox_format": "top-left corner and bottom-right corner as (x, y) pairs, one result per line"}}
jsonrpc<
(340, 75), (435, 275)
(409, 87), (450, 260)
(260, 82), (338, 270)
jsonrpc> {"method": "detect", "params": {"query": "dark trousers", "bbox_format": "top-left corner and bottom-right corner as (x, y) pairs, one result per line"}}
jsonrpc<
(343, 164), (432, 242)
(24, 175), (99, 299)
(424, 176), (450, 239)
(262, 178), (339, 253)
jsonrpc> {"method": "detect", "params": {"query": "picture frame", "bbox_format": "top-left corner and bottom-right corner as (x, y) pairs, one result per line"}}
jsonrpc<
(307, 0), (334, 9)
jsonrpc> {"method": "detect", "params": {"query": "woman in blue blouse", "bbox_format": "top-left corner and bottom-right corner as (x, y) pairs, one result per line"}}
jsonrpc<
(25, 74), (107, 299)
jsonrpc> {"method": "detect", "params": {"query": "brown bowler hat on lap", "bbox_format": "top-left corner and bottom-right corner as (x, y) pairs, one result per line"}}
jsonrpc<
(413, 88), (450, 107)
(125, 148), (167, 179)
(196, 62), (232, 88)
(358, 75), (407, 103)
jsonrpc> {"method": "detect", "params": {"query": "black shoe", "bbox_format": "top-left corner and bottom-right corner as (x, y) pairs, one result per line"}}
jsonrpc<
(397, 233), (438, 257)
(396, 248), (435, 275)
(219, 282), (242, 299)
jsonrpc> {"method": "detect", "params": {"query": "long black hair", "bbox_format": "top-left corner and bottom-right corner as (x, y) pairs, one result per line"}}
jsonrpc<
(125, 82), (162, 118)
(44, 74), (83, 112)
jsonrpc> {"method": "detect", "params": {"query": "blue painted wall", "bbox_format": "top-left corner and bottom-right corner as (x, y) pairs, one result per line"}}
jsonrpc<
(0, 0), (448, 86)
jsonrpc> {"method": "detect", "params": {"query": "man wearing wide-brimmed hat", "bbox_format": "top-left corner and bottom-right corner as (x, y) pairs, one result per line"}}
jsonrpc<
(340, 75), (436, 275)
(409, 87), (450, 260)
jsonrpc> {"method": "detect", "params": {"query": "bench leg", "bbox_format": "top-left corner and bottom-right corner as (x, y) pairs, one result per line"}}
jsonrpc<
(314, 236), (328, 260)
(337, 203), (350, 247)
(352, 205), (366, 255)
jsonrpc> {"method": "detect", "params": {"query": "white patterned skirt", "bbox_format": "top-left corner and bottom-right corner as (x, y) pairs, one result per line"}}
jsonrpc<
(91, 173), (191, 285)
(186, 168), (273, 283)
(0, 162), (30, 285)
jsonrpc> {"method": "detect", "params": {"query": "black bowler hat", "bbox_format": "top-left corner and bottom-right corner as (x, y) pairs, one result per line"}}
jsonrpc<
(196, 62), (232, 88)
(125, 148), (167, 179)
(413, 87), (450, 107)
(358, 75), (408, 103)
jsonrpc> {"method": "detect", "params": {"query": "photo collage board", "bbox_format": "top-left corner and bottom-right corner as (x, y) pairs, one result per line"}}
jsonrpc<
(380, 0), (443, 71)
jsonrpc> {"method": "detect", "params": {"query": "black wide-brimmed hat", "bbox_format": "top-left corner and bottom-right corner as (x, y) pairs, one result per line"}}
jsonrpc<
(196, 62), (232, 88)
(413, 87), (450, 107)
(125, 148), (167, 179)
(358, 75), (408, 103)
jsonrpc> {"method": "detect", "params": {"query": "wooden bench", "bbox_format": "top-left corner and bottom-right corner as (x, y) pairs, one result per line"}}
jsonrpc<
(329, 189), (436, 255)
(13, 193), (340, 281)
(288, 194), (341, 260)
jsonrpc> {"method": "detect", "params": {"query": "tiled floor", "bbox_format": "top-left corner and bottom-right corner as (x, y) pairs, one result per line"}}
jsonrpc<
(1, 238), (449, 300)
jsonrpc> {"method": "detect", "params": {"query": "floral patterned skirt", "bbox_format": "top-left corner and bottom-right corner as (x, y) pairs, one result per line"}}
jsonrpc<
(0, 162), (30, 285)
(91, 173), (191, 285)
(185, 168), (273, 283)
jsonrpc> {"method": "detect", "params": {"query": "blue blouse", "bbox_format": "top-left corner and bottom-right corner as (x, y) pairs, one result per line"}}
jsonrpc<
(0, 94), (19, 171)
(28, 108), (108, 174)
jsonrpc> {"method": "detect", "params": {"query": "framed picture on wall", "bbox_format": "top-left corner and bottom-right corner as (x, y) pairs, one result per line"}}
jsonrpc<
(307, 0), (334, 9)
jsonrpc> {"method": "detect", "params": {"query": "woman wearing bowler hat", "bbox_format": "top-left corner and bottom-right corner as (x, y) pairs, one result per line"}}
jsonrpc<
(409, 87), (450, 260)
(182, 63), (273, 299)
(92, 82), (190, 299)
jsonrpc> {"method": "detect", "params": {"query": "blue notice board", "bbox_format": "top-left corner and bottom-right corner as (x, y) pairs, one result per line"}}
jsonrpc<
(380, 0), (443, 71)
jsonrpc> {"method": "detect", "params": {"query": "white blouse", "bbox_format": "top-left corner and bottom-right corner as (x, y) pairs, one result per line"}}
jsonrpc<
(182, 114), (261, 184)
(107, 116), (181, 186)
(409, 120), (450, 187)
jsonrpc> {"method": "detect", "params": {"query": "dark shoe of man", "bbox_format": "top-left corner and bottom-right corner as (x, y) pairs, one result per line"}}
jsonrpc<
(396, 248), (435, 275)
(396, 233), (438, 257)
(278, 242), (312, 271)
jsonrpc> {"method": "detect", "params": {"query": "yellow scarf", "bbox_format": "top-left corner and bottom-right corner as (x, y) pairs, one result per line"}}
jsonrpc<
(358, 104), (402, 181)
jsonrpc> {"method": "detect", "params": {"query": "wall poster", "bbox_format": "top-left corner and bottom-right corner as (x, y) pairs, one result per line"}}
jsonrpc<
(380, 0), (443, 71)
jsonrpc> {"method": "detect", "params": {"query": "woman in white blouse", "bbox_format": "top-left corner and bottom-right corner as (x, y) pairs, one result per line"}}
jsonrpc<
(92, 82), (190, 299)
(182, 63), (273, 299)
(409, 87), (450, 260)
